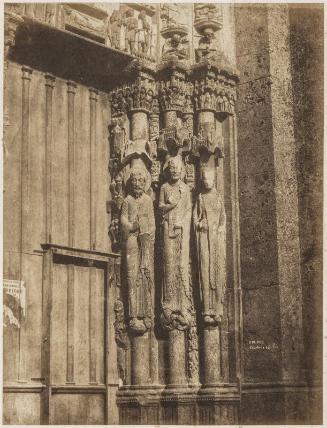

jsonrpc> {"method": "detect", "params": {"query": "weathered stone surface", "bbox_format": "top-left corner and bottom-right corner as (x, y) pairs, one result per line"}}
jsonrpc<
(3, 2), (322, 425)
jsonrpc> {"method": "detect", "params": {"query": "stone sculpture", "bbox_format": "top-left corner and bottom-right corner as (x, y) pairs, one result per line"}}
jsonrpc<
(162, 34), (189, 61)
(124, 9), (138, 55)
(159, 156), (192, 330)
(120, 166), (155, 334)
(193, 167), (226, 326)
(138, 10), (151, 57)
(109, 9), (122, 49)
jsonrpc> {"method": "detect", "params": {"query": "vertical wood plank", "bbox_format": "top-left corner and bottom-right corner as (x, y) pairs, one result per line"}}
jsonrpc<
(40, 249), (52, 424)
(67, 80), (76, 248)
(27, 70), (46, 251)
(95, 92), (110, 253)
(52, 79), (68, 245)
(3, 62), (23, 383)
(21, 253), (43, 379)
(18, 66), (32, 383)
(44, 74), (55, 243)
(51, 262), (68, 384)
(106, 260), (120, 424)
(89, 88), (98, 249)
(66, 81), (76, 383)
(96, 267), (105, 384)
(89, 88), (99, 384)
(74, 264), (90, 384)
(74, 86), (90, 249)
(89, 263), (98, 383)
(66, 264), (75, 383)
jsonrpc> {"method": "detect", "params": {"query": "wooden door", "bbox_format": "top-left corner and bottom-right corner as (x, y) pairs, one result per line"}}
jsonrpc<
(41, 244), (119, 424)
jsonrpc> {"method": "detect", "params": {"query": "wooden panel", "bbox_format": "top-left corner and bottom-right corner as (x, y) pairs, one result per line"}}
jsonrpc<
(74, 86), (90, 249)
(3, 62), (22, 256)
(3, 62), (24, 383)
(27, 70), (46, 251)
(3, 392), (41, 425)
(3, 252), (20, 382)
(95, 92), (110, 253)
(51, 262), (68, 384)
(51, 78), (68, 246)
(51, 394), (105, 424)
(20, 253), (43, 381)
(74, 264), (90, 384)
(95, 267), (105, 384)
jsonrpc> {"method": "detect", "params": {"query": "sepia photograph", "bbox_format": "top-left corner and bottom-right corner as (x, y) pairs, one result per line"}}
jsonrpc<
(2, 1), (323, 425)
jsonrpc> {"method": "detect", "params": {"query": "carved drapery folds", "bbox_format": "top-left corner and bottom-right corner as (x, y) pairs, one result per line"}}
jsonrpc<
(193, 167), (226, 327)
(120, 166), (155, 334)
(109, 50), (238, 388)
(159, 156), (193, 332)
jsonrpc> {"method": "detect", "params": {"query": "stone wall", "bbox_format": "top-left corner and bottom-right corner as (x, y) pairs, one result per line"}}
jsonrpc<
(235, 3), (323, 424)
(3, 3), (323, 425)
(289, 4), (323, 423)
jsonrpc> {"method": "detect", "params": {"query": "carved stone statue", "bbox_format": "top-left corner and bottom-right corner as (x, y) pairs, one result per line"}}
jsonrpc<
(193, 167), (226, 326)
(159, 156), (192, 330)
(196, 28), (217, 63)
(124, 9), (138, 55)
(138, 10), (151, 57)
(120, 166), (155, 334)
(162, 34), (189, 61)
(109, 9), (122, 49)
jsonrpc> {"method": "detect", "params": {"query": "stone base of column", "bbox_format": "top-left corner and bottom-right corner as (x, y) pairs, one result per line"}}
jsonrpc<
(117, 384), (240, 424)
(161, 385), (200, 424)
(197, 383), (240, 424)
(117, 385), (163, 424)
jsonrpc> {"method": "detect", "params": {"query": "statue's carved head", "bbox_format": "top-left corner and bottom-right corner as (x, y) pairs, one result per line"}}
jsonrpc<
(201, 167), (215, 190)
(167, 156), (183, 182)
(129, 167), (147, 196)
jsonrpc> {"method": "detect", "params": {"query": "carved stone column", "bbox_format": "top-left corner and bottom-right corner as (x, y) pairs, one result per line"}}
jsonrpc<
(157, 65), (194, 390)
(158, 64), (189, 129)
(191, 62), (238, 394)
(110, 67), (160, 394)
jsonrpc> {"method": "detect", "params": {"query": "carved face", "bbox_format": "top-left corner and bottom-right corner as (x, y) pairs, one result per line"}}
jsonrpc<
(172, 34), (181, 45)
(201, 169), (215, 190)
(130, 171), (146, 195)
(168, 158), (182, 182)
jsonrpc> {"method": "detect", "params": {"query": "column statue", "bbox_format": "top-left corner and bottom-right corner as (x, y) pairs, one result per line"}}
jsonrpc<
(159, 156), (192, 330)
(193, 167), (226, 326)
(120, 166), (155, 334)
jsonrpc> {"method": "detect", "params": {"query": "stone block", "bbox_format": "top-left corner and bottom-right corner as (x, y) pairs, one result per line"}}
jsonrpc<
(242, 286), (282, 382)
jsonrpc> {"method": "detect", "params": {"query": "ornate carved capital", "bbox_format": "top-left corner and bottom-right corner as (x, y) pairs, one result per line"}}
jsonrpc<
(157, 64), (193, 115)
(110, 75), (157, 118)
(192, 63), (238, 116)
(4, 10), (24, 61)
